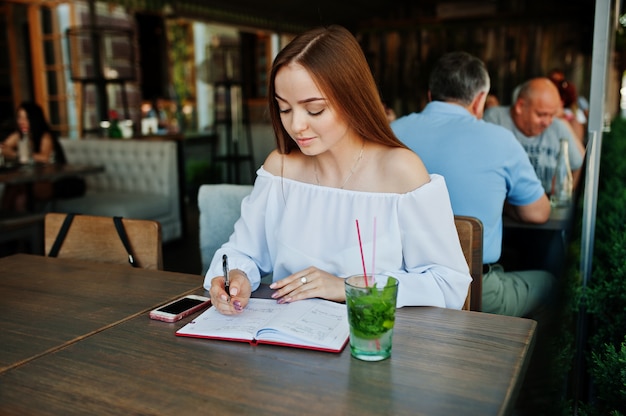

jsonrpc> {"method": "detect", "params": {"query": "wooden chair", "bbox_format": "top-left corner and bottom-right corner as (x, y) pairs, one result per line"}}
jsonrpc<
(44, 212), (163, 270)
(454, 215), (484, 311)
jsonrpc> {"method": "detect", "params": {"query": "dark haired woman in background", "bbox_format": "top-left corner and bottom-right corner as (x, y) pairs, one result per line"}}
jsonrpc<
(0, 102), (82, 211)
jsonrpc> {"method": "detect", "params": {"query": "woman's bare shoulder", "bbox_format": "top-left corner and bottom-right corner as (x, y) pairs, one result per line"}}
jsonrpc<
(380, 147), (430, 192)
(263, 149), (308, 179)
(263, 149), (283, 175)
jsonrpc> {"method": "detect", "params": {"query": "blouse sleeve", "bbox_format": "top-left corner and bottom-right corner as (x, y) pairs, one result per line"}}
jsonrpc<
(203, 175), (275, 291)
(392, 175), (472, 309)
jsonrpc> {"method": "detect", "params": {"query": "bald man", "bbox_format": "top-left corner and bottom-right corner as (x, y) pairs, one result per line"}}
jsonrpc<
(484, 77), (584, 193)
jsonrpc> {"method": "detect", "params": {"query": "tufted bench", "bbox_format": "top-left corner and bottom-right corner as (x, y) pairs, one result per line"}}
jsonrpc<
(55, 139), (182, 242)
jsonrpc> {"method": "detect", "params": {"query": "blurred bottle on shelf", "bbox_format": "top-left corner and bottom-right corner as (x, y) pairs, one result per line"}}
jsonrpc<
(108, 110), (123, 138)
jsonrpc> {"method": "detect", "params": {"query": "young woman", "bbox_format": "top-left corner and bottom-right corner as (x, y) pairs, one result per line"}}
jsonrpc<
(1, 102), (81, 211)
(0, 102), (66, 165)
(204, 25), (471, 314)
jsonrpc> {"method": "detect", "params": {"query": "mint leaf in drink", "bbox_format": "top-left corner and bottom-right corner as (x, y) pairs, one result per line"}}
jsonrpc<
(346, 276), (397, 339)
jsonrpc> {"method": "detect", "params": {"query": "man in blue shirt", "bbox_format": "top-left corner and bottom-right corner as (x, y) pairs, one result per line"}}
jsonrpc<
(392, 51), (553, 318)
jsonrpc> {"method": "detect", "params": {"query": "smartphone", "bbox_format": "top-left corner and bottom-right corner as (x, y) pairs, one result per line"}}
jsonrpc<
(149, 295), (211, 323)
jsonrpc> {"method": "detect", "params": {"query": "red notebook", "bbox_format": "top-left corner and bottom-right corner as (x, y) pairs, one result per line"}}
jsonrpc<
(176, 298), (349, 353)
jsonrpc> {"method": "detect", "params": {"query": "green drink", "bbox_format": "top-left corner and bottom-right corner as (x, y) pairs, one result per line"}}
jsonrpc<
(345, 274), (399, 361)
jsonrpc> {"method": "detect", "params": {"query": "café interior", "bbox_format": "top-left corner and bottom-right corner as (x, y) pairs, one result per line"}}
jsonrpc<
(0, 0), (621, 414)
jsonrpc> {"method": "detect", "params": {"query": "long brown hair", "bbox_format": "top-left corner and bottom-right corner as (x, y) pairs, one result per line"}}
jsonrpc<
(268, 25), (407, 154)
(16, 101), (67, 164)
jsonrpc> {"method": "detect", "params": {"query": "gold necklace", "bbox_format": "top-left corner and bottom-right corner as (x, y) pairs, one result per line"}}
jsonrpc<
(314, 141), (365, 189)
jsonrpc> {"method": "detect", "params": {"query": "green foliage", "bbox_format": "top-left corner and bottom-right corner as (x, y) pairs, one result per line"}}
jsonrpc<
(582, 117), (626, 414)
(166, 22), (193, 103)
(186, 160), (221, 185)
(589, 338), (626, 415)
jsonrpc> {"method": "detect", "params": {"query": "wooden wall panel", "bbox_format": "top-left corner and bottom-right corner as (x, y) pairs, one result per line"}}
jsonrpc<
(359, 20), (592, 117)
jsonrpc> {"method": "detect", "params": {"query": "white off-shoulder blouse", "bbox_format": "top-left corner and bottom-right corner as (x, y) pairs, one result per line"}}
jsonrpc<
(205, 167), (471, 309)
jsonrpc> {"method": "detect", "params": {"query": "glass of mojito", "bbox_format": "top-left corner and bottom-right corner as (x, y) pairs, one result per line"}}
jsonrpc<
(344, 274), (398, 361)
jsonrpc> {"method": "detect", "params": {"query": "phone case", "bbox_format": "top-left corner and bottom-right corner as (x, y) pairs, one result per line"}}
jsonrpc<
(149, 296), (211, 323)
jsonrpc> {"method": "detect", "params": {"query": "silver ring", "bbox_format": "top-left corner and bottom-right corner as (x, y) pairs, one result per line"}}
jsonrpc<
(300, 276), (308, 284)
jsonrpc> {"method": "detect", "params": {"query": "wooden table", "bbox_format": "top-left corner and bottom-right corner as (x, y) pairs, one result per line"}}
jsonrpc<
(0, 164), (106, 252)
(0, 254), (536, 416)
(0, 163), (105, 215)
(503, 203), (575, 231)
(0, 254), (202, 372)
(0, 163), (104, 186)
(502, 202), (576, 277)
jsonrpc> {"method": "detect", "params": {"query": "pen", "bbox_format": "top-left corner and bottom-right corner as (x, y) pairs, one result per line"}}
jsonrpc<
(222, 254), (230, 298)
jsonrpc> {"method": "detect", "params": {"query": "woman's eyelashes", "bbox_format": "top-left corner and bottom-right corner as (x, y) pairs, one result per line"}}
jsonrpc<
(278, 108), (325, 117)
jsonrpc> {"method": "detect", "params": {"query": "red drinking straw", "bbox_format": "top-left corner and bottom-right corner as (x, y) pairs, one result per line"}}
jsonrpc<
(355, 219), (369, 287)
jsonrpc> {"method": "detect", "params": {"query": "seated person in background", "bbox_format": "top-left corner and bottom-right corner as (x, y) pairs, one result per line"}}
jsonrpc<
(0, 102), (65, 165)
(483, 77), (585, 194)
(549, 73), (587, 143)
(382, 100), (397, 122)
(548, 67), (589, 119)
(0, 102), (84, 211)
(484, 93), (500, 110)
(204, 25), (471, 315)
(391, 51), (554, 318)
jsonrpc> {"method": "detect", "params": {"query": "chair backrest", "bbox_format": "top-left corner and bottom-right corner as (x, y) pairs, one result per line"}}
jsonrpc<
(198, 184), (254, 274)
(44, 212), (163, 270)
(454, 215), (484, 311)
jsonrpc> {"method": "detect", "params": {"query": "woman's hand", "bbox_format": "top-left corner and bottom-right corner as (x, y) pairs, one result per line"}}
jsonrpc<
(269, 266), (346, 303)
(209, 269), (251, 315)
(0, 135), (18, 159)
